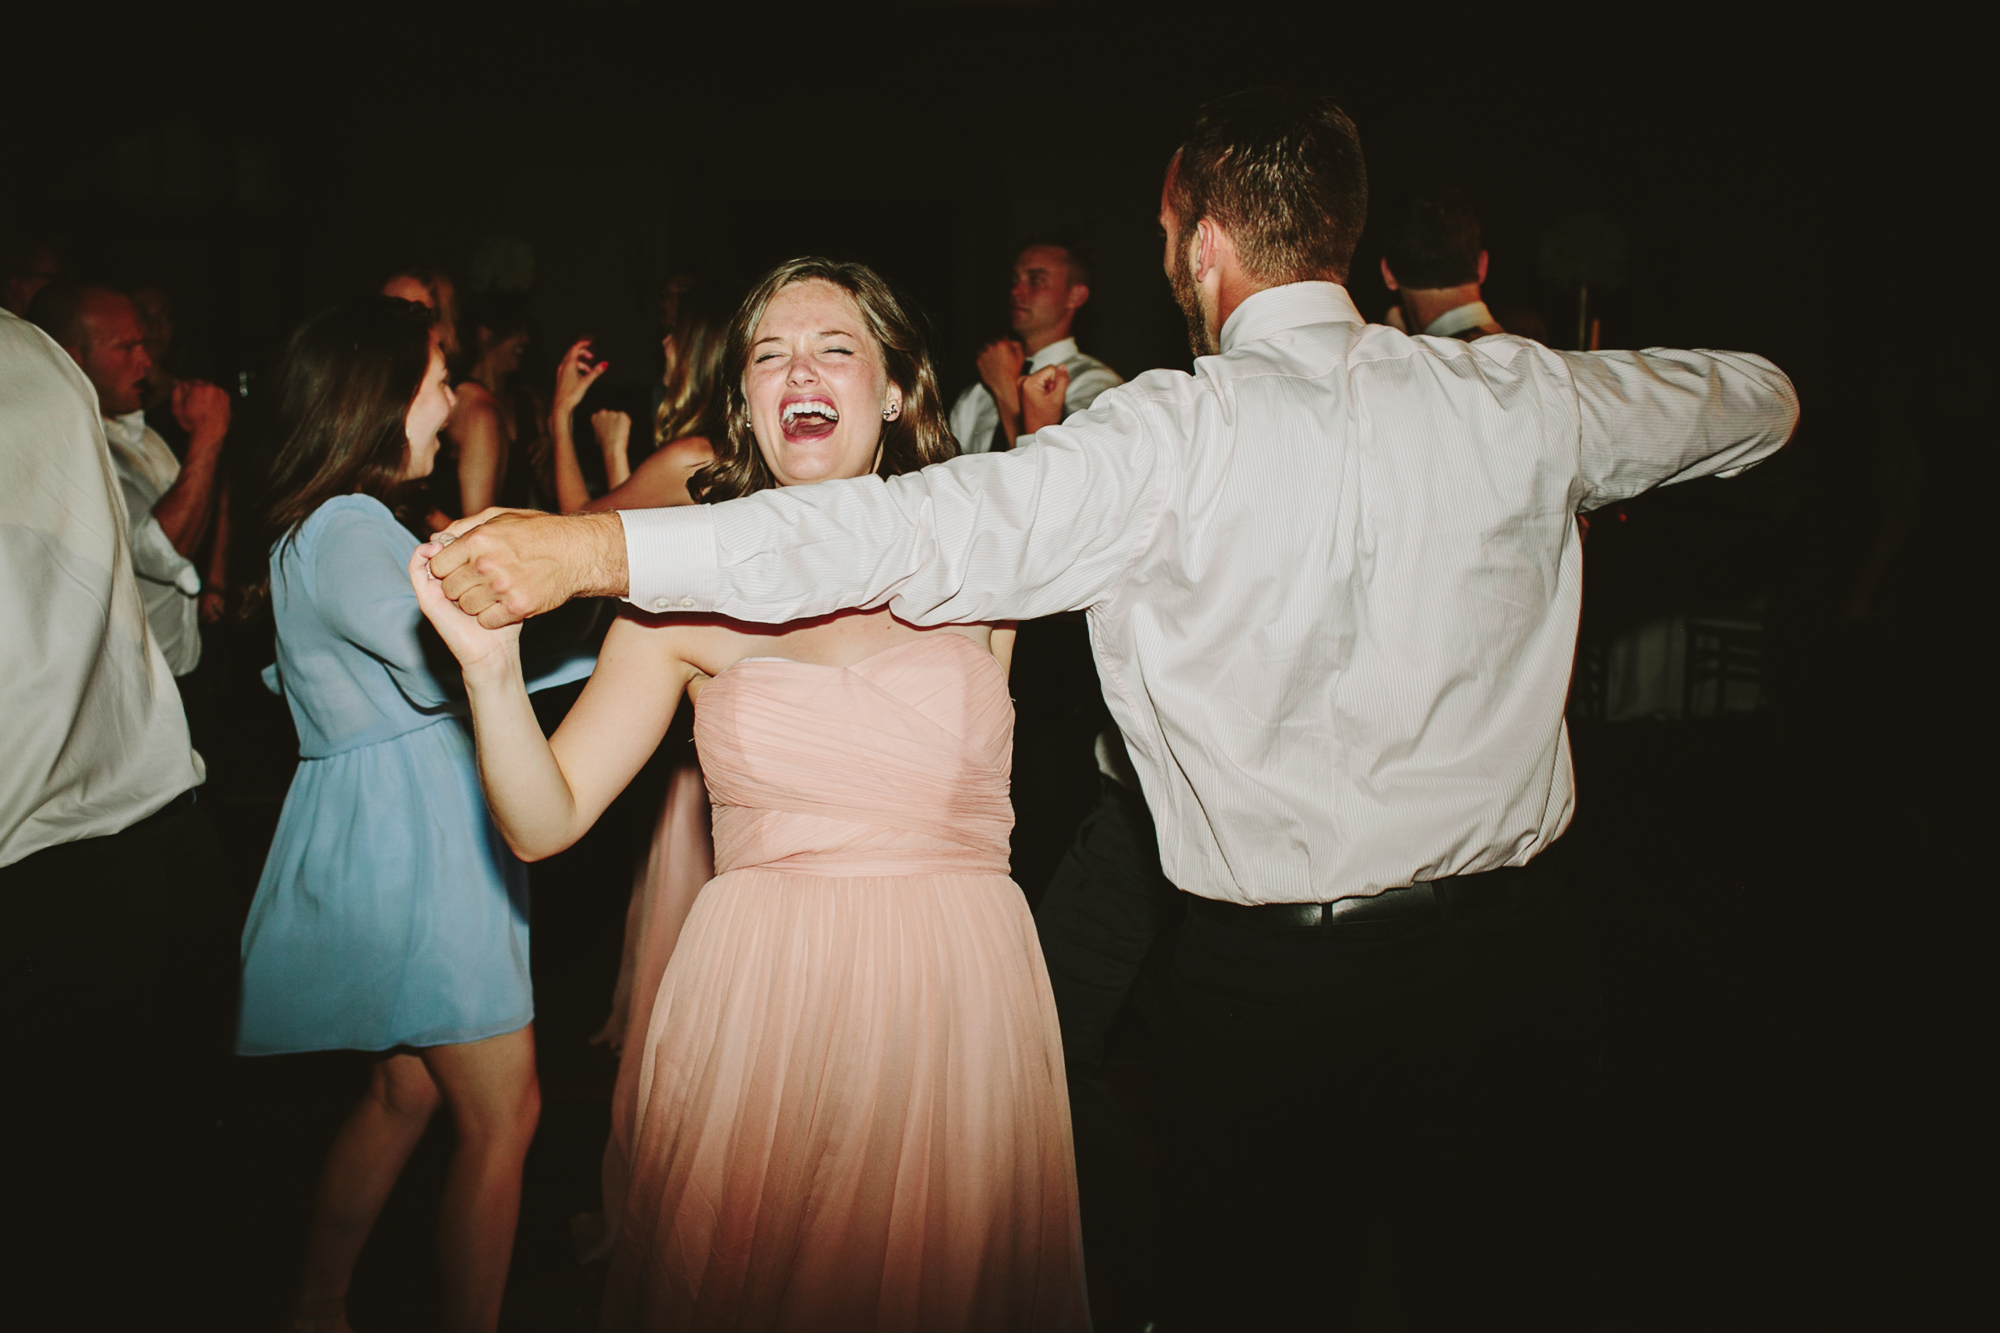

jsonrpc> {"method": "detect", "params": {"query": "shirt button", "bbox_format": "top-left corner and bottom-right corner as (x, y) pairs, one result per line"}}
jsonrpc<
(680, 597), (696, 609)
(653, 598), (670, 611)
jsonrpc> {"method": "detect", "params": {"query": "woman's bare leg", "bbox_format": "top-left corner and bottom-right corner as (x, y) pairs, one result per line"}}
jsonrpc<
(295, 1052), (442, 1329)
(422, 1025), (541, 1333)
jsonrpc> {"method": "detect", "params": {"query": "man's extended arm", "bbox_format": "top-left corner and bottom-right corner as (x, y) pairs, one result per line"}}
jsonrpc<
(1568, 347), (1799, 510)
(432, 383), (1168, 629)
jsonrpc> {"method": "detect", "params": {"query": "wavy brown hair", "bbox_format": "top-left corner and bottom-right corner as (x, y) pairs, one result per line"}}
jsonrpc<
(653, 280), (730, 447)
(689, 257), (957, 503)
(242, 297), (434, 613)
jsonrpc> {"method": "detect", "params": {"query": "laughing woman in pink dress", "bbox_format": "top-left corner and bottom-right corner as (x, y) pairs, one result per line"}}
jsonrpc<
(413, 257), (1088, 1332)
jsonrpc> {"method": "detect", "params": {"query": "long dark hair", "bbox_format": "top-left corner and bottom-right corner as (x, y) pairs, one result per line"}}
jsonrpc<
(689, 257), (957, 503)
(243, 297), (434, 612)
(655, 279), (730, 447)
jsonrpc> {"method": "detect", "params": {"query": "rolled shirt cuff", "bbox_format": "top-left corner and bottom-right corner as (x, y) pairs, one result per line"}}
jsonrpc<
(620, 506), (719, 614)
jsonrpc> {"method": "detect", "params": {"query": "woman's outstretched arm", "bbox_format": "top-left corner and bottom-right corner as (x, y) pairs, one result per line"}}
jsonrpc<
(410, 545), (694, 860)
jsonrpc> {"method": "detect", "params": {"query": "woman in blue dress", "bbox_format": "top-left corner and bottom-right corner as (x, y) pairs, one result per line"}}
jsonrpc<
(237, 297), (585, 1333)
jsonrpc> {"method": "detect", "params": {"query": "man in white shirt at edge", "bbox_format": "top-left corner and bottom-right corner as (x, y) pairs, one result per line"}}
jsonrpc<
(1, 306), (231, 1319)
(427, 89), (1798, 1324)
(949, 239), (1122, 453)
(28, 279), (232, 676)
(1379, 183), (1507, 340)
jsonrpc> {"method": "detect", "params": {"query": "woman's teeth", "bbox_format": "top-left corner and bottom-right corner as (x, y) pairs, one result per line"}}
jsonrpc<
(781, 402), (840, 438)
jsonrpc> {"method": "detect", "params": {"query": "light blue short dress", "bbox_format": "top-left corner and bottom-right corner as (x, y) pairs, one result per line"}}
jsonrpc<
(236, 494), (592, 1055)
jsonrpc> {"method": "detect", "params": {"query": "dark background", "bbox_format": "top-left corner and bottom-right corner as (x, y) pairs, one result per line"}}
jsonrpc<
(7, 4), (1981, 1327)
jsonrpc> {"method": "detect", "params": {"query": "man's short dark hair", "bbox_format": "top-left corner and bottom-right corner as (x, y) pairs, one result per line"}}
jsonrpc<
(1168, 88), (1368, 285)
(1019, 234), (1091, 288)
(25, 277), (123, 352)
(1385, 187), (1483, 289)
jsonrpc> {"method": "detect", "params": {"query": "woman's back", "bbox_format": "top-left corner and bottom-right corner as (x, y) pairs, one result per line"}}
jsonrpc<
(267, 493), (452, 756)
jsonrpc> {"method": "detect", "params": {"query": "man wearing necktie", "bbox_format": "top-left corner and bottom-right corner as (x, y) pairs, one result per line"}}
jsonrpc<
(949, 239), (1123, 452)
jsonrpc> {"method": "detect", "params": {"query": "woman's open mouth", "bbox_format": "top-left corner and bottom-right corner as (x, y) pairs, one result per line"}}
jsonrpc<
(780, 398), (840, 442)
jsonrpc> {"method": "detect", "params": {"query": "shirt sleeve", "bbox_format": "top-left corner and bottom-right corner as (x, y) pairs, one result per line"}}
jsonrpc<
(624, 384), (1169, 626)
(112, 466), (200, 596)
(309, 508), (455, 708)
(1566, 347), (1799, 510)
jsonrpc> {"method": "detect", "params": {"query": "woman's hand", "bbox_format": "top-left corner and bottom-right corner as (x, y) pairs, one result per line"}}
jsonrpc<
(409, 541), (522, 671)
(553, 339), (609, 417)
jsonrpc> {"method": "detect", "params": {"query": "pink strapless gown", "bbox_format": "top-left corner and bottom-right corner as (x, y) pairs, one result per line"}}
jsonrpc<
(603, 634), (1090, 1332)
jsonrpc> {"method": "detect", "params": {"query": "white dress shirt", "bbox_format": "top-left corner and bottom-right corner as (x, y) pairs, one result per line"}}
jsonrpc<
(623, 282), (1797, 904)
(0, 310), (204, 867)
(101, 410), (203, 676)
(948, 337), (1123, 454)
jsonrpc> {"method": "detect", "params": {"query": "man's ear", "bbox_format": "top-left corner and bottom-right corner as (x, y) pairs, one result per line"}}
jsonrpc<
(1476, 250), (1489, 285)
(1380, 257), (1401, 293)
(1065, 283), (1091, 315)
(1194, 218), (1221, 282)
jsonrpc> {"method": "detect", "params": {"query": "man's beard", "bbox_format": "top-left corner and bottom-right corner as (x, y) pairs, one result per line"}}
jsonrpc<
(1170, 237), (1219, 357)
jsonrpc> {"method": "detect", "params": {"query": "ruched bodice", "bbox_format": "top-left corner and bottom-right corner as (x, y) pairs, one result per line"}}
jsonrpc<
(605, 629), (1088, 1332)
(696, 634), (1014, 878)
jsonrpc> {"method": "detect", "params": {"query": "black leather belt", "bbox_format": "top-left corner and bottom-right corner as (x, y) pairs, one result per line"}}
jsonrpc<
(1188, 870), (1523, 932)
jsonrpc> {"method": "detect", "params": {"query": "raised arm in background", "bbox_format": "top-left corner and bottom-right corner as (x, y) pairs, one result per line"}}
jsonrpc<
(151, 378), (232, 555)
(450, 381), (507, 515)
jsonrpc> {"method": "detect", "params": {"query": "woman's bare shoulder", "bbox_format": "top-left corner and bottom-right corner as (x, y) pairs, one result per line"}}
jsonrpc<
(648, 434), (716, 472)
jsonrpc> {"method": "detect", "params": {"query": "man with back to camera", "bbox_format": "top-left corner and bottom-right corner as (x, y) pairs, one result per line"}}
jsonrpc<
(1, 304), (227, 1321)
(425, 89), (1798, 1326)
(29, 278), (231, 677)
(950, 238), (1122, 452)
(1379, 183), (1508, 340)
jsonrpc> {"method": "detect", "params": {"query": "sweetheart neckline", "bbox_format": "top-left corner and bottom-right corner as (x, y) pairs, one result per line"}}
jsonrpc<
(710, 633), (1005, 687)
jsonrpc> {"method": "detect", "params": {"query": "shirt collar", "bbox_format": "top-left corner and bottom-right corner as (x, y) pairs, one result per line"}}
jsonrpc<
(1219, 282), (1364, 353)
(1026, 337), (1078, 372)
(1422, 300), (1495, 339)
(103, 409), (148, 448)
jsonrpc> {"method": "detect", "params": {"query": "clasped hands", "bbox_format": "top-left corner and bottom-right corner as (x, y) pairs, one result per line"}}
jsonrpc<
(414, 507), (627, 629)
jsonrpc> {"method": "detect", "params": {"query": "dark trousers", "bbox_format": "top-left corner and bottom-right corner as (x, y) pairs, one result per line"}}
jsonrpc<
(0, 792), (237, 1325)
(1034, 780), (1178, 1329)
(1159, 860), (1594, 1331)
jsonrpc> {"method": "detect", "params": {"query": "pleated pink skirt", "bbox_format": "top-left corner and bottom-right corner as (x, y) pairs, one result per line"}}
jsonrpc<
(601, 868), (1090, 1332)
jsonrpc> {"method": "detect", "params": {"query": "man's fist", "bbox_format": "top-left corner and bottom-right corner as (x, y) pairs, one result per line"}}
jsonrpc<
(976, 339), (1028, 415)
(1020, 364), (1069, 435)
(172, 380), (232, 450)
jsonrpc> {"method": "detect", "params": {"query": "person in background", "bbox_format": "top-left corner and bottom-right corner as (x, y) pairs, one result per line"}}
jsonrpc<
(543, 279), (728, 1260)
(382, 266), (462, 361)
(445, 290), (545, 516)
(1, 232), (61, 316)
(1, 305), (225, 1323)
(1379, 184), (1507, 339)
(130, 282), (234, 623)
(30, 279), (231, 673)
(235, 297), (589, 1333)
(547, 283), (729, 514)
(949, 238), (1121, 453)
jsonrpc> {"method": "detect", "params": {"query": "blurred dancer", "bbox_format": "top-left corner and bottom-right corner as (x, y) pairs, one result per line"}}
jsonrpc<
(235, 298), (588, 1333)
(31, 279), (231, 672)
(544, 283), (731, 1260)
